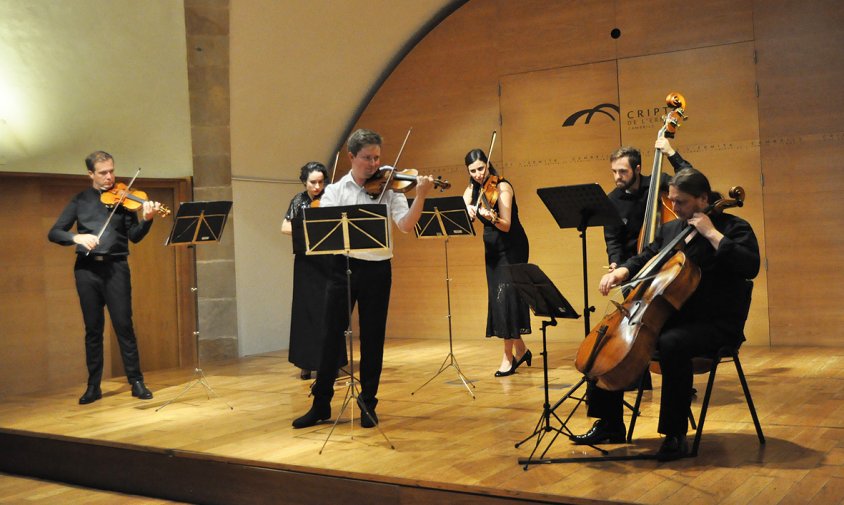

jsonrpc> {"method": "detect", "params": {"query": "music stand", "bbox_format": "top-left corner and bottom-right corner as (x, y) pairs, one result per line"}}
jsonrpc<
(408, 196), (476, 399)
(504, 264), (580, 467)
(157, 201), (234, 411)
(526, 186), (657, 465)
(301, 204), (395, 452)
(536, 184), (622, 337)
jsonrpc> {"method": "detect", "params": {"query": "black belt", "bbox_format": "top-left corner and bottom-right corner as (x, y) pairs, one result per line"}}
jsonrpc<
(81, 254), (124, 262)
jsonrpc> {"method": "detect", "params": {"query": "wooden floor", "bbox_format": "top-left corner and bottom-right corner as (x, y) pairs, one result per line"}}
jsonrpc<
(1, 337), (843, 504)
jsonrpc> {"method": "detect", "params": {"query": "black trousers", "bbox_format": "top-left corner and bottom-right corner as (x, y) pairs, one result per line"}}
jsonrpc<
(312, 257), (391, 410)
(74, 256), (143, 386)
(585, 315), (741, 436)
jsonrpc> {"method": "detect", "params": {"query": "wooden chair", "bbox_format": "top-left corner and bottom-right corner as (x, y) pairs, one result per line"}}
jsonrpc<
(627, 280), (765, 456)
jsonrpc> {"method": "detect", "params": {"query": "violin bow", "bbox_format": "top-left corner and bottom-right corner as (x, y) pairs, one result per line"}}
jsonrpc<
(87, 167), (142, 256)
(377, 127), (412, 204)
(475, 130), (497, 211)
(330, 150), (339, 184)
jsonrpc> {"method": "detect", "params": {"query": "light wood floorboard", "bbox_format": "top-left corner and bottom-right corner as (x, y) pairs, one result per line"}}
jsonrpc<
(1, 338), (843, 504)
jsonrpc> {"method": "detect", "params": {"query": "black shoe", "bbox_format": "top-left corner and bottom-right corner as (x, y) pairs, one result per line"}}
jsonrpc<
(292, 404), (331, 429)
(494, 358), (517, 377)
(78, 385), (102, 405)
(131, 381), (153, 400)
(570, 419), (626, 445)
(300, 369), (312, 380)
(513, 349), (533, 371)
(356, 398), (378, 428)
(655, 434), (689, 461)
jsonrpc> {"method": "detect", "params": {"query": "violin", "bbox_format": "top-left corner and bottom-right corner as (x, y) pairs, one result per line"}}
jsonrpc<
(574, 187), (745, 391)
(363, 167), (450, 199)
(100, 182), (171, 217)
(474, 131), (500, 221)
(476, 174), (501, 221)
(637, 92), (687, 252)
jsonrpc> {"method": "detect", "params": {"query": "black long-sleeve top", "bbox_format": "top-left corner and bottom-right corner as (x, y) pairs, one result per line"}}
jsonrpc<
(620, 212), (760, 326)
(48, 187), (153, 256)
(604, 152), (694, 265)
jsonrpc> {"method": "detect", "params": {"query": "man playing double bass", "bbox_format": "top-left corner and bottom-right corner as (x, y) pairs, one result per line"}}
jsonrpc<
(604, 136), (692, 270)
(571, 167), (760, 461)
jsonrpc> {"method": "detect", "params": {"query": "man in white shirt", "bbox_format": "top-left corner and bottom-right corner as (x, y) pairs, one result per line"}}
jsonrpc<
(293, 128), (435, 429)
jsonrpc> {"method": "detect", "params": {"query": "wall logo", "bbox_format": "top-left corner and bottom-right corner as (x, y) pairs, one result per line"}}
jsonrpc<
(561, 103), (620, 127)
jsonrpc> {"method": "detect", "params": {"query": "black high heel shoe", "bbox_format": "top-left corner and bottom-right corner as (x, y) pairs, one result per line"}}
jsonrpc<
(513, 349), (532, 371)
(494, 357), (517, 377)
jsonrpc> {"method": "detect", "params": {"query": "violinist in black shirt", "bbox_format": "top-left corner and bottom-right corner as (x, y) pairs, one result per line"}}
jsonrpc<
(48, 151), (162, 404)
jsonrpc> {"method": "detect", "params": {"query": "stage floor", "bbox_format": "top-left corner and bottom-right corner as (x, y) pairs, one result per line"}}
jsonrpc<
(1, 338), (843, 504)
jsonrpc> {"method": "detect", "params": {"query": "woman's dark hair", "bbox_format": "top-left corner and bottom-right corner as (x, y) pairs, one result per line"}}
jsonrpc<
(464, 148), (498, 187)
(669, 168), (712, 202)
(299, 161), (328, 184)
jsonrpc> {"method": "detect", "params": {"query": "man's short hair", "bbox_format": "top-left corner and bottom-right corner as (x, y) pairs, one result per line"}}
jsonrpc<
(347, 129), (382, 156)
(85, 151), (113, 172)
(609, 146), (641, 171)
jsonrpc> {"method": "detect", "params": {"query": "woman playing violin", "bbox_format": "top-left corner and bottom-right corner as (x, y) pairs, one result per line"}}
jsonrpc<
(281, 162), (347, 380)
(572, 168), (760, 461)
(462, 149), (532, 377)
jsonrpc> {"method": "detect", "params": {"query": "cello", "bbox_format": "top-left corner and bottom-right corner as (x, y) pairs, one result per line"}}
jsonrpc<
(637, 92), (688, 253)
(574, 187), (746, 391)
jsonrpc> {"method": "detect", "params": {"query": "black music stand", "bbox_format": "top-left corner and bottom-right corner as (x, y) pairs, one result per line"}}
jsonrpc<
(527, 187), (657, 465)
(301, 204), (395, 452)
(504, 264), (580, 467)
(408, 196), (476, 399)
(536, 184), (622, 337)
(157, 201), (234, 411)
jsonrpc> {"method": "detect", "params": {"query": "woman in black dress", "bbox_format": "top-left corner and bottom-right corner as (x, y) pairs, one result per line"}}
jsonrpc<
(462, 149), (532, 377)
(281, 162), (347, 379)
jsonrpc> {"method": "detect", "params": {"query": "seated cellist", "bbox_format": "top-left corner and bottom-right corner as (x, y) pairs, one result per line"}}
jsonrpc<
(570, 167), (760, 461)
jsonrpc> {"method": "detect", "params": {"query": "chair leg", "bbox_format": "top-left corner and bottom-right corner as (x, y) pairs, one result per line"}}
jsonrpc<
(626, 373), (647, 443)
(733, 353), (766, 445)
(691, 361), (719, 457)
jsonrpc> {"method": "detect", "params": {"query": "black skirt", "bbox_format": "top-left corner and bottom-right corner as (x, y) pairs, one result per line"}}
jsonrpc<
(288, 254), (348, 370)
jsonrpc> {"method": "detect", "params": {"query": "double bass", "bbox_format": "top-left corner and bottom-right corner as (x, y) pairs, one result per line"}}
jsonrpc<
(637, 92), (687, 253)
(574, 187), (746, 391)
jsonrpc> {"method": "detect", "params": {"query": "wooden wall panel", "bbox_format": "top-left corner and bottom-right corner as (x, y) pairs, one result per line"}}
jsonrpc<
(500, 61), (620, 341)
(0, 174), (193, 397)
(496, 0), (616, 75)
(754, 0), (844, 346)
(614, 0), (754, 59)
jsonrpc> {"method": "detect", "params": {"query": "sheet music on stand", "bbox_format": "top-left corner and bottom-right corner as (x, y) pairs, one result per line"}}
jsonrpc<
(300, 204), (390, 255)
(410, 196), (476, 239)
(157, 200), (233, 412)
(408, 196), (476, 399)
(165, 201), (232, 246)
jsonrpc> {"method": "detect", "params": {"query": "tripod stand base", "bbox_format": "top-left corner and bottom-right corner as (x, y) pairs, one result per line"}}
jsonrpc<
(519, 453), (658, 465)
(319, 376), (395, 454)
(155, 368), (234, 412)
(411, 352), (475, 399)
